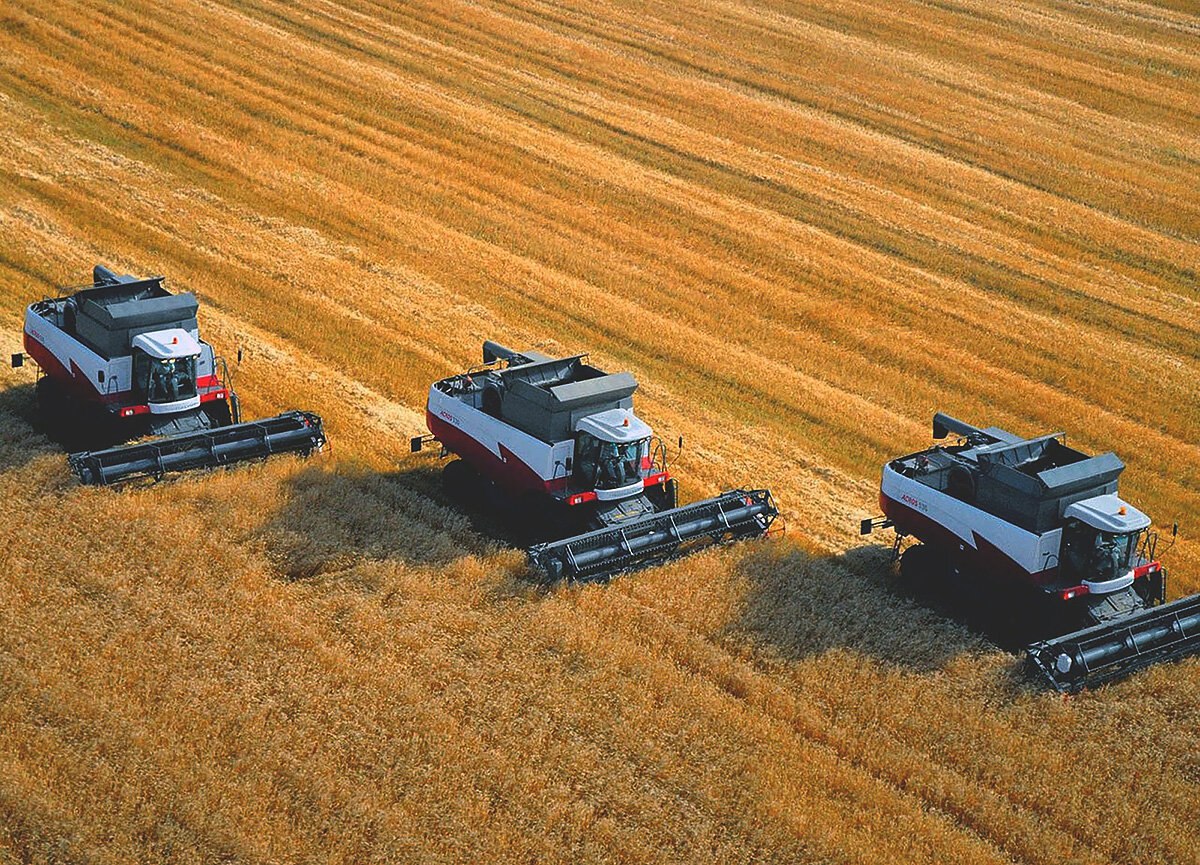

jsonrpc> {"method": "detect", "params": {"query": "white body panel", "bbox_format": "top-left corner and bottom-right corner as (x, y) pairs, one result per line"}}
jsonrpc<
(1064, 494), (1151, 533)
(25, 305), (217, 404)
(595, 480), (645, 501)
(882, 464), (1061, 575)
(576, 408), (652, 443)
(1082, 572), (1135, 594)
(148, 395), (202, 414)
(428, 385), (573, 482)
(883, 465), (1147, 593)
(25, 306), (131, 396)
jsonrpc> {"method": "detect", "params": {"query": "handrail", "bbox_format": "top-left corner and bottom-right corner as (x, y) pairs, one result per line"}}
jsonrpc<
(650, 436), (668, 475)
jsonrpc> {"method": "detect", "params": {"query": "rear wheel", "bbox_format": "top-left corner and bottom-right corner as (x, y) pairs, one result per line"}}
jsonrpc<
(35, 378), (115, 451)
(441, 459), (479, 504)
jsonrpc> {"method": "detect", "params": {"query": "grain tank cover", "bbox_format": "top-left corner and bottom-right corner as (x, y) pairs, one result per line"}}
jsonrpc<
(81, 288), (199, 330)
(893, 416), (1132, 533)
(71, 277), (200, 358)
(967, 436), (1125, 531)
(494, 353), (638, 442)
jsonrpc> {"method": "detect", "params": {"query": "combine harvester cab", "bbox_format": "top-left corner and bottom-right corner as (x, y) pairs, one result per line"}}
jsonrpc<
(14, 264), (326, 485)
(863, 412), (1198, 692)
(413, 341), (778, 581)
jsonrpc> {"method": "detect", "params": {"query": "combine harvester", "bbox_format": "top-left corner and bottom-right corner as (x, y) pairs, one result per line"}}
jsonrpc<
(12, 264), (326, 485)
(412, 341), (778, 581)
(863, 413), (1199, 692)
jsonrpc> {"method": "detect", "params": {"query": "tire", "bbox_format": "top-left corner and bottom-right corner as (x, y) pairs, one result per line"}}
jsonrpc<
(899, 544), (946, 587)
(1134, 569), (1166, 607)
(482, 386), (502, 418)
(947, 467), (975, 503)
(35, 376), (67, 422)
(441, 459), (479, 504)
(203, 398), (234, 428)
(646, 477), (678, 511)
(36, 378), (102, 451)
(512, 492), (557, 544)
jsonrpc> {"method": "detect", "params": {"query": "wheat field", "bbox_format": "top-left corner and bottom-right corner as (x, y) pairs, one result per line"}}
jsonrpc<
(0, 0), (1198, 862)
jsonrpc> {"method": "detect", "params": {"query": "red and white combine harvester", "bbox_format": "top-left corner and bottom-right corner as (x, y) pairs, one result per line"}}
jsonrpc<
(13, 264), (325, 484)
(864, 412), (1198, 692)
(413, 341), (778, 581)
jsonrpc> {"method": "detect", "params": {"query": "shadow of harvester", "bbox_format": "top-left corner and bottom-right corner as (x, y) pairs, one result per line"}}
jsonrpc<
(730, 543), (990, 673)
(732, 539), (1082, 677)
(0, 382), (65, 474)
(259, 463), (504, 581)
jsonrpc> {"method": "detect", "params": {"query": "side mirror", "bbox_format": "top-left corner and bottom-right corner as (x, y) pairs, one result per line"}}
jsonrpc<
(1173, 523), (1179, 537)
(677, 435), (684, 451)
(860, 518), (873, 536)
(10, 353), (22, 368)
(410, 436), (423, 453)
(237, 347), (244, 365)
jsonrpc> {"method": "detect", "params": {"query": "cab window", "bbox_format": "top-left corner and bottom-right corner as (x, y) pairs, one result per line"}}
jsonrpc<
(1061, 518), (1141, 583)
(573, 432), (647, 490)
(134, 351), (197, 403)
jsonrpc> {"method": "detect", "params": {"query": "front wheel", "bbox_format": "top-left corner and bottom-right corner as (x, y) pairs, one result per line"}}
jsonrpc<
(510, 492), (566, 545)
(36, 378), (112, 451)
(35, 376), (68, 424)
(645, 477), (678, 511)
(203, 398), (234, 428)
(1134, 568), (1167, 607)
